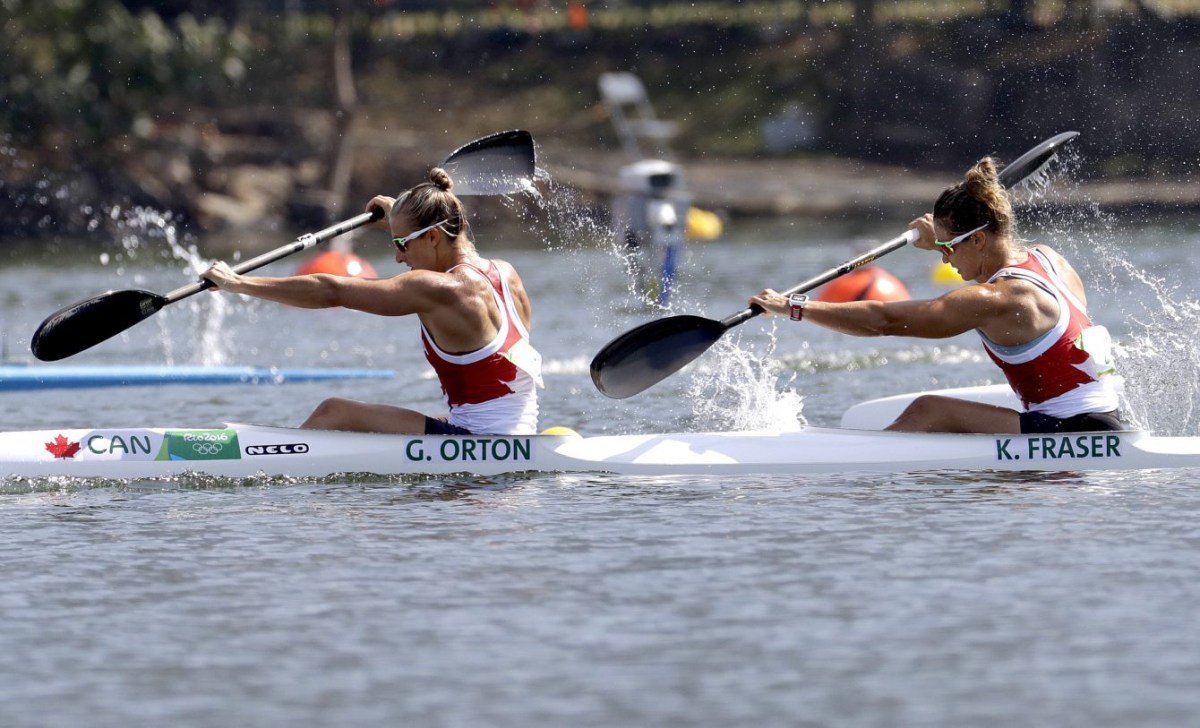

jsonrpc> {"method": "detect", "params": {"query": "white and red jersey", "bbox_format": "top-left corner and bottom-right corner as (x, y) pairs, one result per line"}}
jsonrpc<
(421, 260), (542, 435)
(980, 248), (1122, 417)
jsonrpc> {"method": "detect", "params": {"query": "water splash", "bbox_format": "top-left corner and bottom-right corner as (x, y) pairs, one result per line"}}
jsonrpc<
(1087, 250), (1200, 435)
(521, 167), (807, 431)
(1118, 297), (1200, 434)
(517, 165), (677, 311)
(686, 326), (805, 432)
(97, 206), (233, 366)
(516, 166), (612, 252)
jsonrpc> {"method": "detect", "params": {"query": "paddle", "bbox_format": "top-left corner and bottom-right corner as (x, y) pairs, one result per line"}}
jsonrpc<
(590, 131), (1080, 399)
(30, 130), (536, 362)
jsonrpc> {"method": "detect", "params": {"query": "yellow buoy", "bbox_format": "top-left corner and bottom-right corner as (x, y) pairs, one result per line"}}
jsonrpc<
(930, 261), (965, 286)
(686, 206), (723, 241)
(540, 426), (581, 437)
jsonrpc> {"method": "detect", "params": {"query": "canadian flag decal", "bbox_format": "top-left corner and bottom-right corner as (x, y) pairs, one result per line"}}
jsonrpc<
(45, 435), (82, 459)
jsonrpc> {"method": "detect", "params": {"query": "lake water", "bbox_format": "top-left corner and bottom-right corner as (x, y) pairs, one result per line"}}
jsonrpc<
(2, 194), (1200, 727)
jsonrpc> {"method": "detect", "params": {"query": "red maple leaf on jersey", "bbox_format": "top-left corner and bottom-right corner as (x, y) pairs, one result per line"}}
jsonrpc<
(45, 435), (81, 459)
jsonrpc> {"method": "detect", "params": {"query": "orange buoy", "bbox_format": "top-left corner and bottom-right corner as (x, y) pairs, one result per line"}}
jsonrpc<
(816, 266), (910, 303)
(295, 250), (378, 279)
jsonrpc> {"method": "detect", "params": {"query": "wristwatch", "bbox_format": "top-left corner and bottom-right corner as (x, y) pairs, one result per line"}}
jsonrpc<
(789, 294), (808, 321)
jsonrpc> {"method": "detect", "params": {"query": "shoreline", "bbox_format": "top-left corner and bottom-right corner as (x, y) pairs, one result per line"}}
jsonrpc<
(3, 135), (1195, 253)
(538, 142), (1200, 218)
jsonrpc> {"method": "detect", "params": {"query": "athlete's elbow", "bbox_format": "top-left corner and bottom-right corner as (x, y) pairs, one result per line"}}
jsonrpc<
(873, 310), (914, 337)
(300, 274), (344, 308)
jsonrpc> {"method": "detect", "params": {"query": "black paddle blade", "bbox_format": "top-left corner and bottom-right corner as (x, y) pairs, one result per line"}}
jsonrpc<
(31, 289), (166, 361)
(590, 315), (728, 399)
(998, 130), (1078, 189)
(442, 129), (536, 196)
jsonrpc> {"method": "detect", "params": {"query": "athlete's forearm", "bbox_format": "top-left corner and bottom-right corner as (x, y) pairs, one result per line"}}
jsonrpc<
(222, 274), (341, 309)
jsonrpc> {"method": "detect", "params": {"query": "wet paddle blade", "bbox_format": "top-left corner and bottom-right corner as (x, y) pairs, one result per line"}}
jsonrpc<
(590, 315), (728, 399)
(442, 129), (536, 196)
(997, 130), (1078, 189)
(31, 289), (166, 361)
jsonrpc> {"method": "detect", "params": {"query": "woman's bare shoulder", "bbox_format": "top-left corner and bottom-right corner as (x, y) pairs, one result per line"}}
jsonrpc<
(1029, 243), (1079, 269)
(1028, 242), (1073, 261)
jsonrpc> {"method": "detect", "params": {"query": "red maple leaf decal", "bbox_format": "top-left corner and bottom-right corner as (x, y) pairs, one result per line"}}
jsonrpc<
(45, 435), (81, 459)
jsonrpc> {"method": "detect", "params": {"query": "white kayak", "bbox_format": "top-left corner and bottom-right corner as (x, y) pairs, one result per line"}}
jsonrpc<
(840, 383), (1022, 428)
(2, 385), (1198, 480)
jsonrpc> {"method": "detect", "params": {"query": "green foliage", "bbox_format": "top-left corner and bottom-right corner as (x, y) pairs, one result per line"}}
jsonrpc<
(1, 0), (250, 149)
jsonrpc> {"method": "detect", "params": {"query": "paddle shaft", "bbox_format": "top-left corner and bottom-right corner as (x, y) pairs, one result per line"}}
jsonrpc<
(162, 209), (381, 306)
(720, 229), (918, 329)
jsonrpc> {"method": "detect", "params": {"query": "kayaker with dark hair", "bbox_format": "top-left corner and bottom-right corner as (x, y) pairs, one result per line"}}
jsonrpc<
(751, 156), (1124, 434)
(201, 167), (542, 435)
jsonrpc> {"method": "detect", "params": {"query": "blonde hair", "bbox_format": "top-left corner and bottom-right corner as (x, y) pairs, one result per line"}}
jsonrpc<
(933, 157), (1014, 240)
(391, 167), (470, 240)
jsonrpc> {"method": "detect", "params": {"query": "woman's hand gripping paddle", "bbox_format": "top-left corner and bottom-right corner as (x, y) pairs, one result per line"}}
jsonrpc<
(589, 131), (1080, 399)
(30, 130), (537, 361)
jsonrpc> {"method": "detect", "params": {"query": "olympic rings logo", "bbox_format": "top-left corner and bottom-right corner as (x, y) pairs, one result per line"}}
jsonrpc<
(192, 443), (225, 456)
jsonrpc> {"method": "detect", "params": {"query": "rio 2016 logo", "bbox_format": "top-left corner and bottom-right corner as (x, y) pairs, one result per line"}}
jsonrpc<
(158, 430), (242, 461)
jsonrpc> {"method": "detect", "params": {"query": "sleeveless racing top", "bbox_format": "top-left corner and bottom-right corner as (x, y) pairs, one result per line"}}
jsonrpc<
(979, 248), (1121, 418)
(420, 260), (542, 434)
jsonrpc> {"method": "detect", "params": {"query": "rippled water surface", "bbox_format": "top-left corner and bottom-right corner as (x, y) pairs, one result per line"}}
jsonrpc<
(2, 206), (1200, 727)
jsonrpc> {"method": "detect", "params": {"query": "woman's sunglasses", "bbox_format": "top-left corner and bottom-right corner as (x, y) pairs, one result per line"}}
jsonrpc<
(392, 219), (449, 252)
(933, 222), (989, 252)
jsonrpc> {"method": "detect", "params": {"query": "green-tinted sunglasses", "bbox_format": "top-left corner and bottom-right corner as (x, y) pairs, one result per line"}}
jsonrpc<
(933, 222), (989, 252)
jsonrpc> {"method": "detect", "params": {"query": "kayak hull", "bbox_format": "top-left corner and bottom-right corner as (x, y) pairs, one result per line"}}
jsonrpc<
(4, 422), (1200, 480)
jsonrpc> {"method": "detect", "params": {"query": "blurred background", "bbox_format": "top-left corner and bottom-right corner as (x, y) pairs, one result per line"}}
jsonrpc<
(2, 0), (1198, 253)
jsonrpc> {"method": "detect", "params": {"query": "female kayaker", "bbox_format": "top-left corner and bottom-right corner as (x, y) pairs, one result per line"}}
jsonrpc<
(201, 167), (542, 435)
(750, 156), (1124, 434)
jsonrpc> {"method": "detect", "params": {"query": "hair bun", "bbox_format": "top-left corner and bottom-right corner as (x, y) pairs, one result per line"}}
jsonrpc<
(963, 157), (1000, 195)
(429, 167), (453, 192)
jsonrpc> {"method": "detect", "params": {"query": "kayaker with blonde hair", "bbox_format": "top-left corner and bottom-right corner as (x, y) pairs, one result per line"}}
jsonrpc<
(202, 167), (542, 435)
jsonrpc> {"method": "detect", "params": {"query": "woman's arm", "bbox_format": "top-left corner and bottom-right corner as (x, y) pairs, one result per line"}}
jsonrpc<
(202, 262), (453, 316)
(750, 283), (1019, 340)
